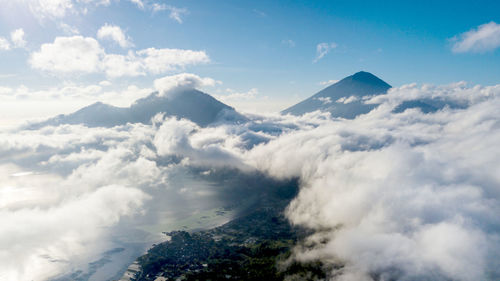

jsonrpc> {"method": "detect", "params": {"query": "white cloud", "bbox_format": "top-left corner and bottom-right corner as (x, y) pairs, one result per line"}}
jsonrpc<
(99, 80), (112, 86)
(29, 36), (104, 73)
(24, 0), (160, 21)
(128, 0), (144, 9)
(102, 52), (143, 77)
(29, 36), (210, 77)
(28, 0), (74, 19)
(314, 96), (332, 105)
(154, 73), (219, 95)
(452, 21), (500, 53)
(336, 95), (359, 104)
(0, 86), (13, 95)
(281, 39), (296, 47)
(167, 6), (188, 23)
(97, 23), (133, 48)
(314, 42), (337, 62)
(79, 0), (112, 5)
(151, 2), (164, 12)
(244, 84), (500, 281)
(152, 4), (188, 23)
(3, 78), (500, 280)
(0, 37), (10, 50)
(319, 79), (339, 86)
(0, 82), (156, 126)
(10, 28), (27, 48)
(58, 22), (80, 35)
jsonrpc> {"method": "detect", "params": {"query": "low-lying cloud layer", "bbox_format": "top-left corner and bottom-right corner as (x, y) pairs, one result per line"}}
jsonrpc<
(1, 82), (499, 280)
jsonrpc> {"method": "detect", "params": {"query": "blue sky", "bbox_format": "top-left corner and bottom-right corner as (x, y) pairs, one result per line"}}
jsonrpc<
(0, 0), (499, 123)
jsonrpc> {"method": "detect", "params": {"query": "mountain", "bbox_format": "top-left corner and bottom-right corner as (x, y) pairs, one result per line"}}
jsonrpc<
(282, 71), (391, 118)
(28, 89), (246, 129)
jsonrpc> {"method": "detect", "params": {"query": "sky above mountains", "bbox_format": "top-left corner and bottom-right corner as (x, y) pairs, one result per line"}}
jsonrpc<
(0, 0), (499, 125)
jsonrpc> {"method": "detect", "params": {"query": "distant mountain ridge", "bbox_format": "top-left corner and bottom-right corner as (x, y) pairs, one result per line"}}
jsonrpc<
(283, 71), (391, 118)
(28, 89), (246, 129)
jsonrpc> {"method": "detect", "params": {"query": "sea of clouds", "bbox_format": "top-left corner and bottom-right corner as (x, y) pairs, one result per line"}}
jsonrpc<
(1, 82), (499, 281)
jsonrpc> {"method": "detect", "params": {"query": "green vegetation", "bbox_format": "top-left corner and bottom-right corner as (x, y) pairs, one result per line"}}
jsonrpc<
(132, 177), (340, 281)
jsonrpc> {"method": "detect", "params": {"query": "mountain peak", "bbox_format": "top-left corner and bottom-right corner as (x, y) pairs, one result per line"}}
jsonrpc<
(341, 71), (391, 88)
(282, 71), (391, 118)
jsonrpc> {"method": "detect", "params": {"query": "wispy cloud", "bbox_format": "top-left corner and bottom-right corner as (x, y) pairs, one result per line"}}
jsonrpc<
(253, 9), (267, 17)
(319, 79), (339, 86)
(0, 37), (10, 50)
(152, 4), (188, 23)
(58, 22), (80, 35)
(452, 21), (500, 53)
(313, 42), (337, 62)
(281, 39), (296, 48)
(128, 0), (144, 9)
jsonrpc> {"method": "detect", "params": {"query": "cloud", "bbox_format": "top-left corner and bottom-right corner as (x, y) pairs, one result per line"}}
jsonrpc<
(244, 84), (500, 280)
(319, 79), (339, 86)
(452, 21), (500, 53)
(29, 36), (103, 73)
(154, 73), (219, 95)
(99, 80), (112, 86)
(0, 183), (149, 281)
(0, 37), (10, 50)
(27, 0), (74, 19)
(152, 4), (188, 23)
(23, 0), (170, 21)
(314, 42), (337, 62)
(2, 78), (500, 280)
(0, 123), (163, 280)
(281, 39), (296, 48)
(58, 22), (80, 35)
(29, 36), (210, 77)
(336, 95), (359, 104)
(0, 111), (280, 279)
(102, 51), (144, 77)
(253, 9), (267, 18)
(313, 96), (332, 105)
(128, 0), (144, 9)
(97, 23), (133, 48)
(10, 28), (26, 48)
(0, 82), (154, 125)
(0, 28), (28, 51)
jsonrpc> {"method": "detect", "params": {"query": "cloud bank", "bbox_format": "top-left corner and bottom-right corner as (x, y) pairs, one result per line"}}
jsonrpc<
(1, 81), (500, 280)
